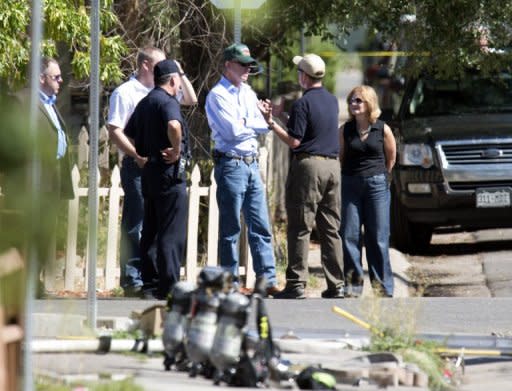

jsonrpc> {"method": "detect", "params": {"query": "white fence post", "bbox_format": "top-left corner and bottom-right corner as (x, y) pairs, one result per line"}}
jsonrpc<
(207, 170), (219, 267)
(83, 167), (104, 292)
(60, 158), (276, 291)
(185, 165), (202, 282)
(65, 165), (81, 290)
(104, 166), (123, 290)
(77, 127), (89, 168)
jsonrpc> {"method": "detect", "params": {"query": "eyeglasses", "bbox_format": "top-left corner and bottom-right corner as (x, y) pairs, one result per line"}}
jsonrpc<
(349, 97), (365, 105)
(235, 61), (252, 68)
(45, 74), (63, 81)
(298, 68), (304, 73)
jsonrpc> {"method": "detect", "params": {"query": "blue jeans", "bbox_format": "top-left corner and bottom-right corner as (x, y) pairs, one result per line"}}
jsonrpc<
(341, 174), (394, 297)
(119, 157), (144, 289)
(214, 157), (277, 287)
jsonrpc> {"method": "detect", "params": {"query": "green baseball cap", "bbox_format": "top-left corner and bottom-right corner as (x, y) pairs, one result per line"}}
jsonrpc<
(223, 43), (258, 65)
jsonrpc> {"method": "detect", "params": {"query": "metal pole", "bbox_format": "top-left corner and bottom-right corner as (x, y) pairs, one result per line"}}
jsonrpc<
(24, 1), (43, 389)
(234, 0), (241, 43)
(87, 0), (100, 330)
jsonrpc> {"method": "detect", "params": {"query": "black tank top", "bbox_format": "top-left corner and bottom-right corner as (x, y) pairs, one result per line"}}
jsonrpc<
(342, 119), (387, 177)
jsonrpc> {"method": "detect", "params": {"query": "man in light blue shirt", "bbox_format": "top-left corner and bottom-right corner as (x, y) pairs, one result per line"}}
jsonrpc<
(37, 57), (73, 199)
(205, 43), (278, 296)
(21, 56), (74, 297)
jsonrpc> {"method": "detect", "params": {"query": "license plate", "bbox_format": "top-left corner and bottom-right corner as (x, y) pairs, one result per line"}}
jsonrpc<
(476, 188), (512, 208)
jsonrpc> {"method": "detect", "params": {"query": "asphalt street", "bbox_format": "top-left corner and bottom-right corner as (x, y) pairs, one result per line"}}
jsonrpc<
(34, 296), (512, 338)
(32, 297), (512, 391)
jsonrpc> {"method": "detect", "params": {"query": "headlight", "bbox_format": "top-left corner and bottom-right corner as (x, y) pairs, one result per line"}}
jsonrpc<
(400, 144), (434, 168)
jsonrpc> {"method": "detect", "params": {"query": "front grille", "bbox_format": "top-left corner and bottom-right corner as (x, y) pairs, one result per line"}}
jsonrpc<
(449, 181), (512, 191)
(437, 139), (512, 194)
(441, 143), (512, 165)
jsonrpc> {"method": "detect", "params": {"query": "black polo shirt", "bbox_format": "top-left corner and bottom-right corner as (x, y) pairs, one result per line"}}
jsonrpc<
(287, 86), (340, 157)
(125, 86), (186, 159)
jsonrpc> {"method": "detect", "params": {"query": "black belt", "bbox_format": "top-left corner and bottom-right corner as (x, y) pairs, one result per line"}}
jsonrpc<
(293, 152), (338, 160)
(213, 150), (258, 164)
(148, 156), (163, 163)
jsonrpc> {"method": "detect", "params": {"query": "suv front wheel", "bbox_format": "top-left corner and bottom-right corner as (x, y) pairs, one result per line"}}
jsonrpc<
(390, 187), (433, 254)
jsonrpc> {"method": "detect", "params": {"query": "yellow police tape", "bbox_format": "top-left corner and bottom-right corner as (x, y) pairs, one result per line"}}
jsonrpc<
(332, 305), (512, 357)
(331, 305), (384, 337)
(318, 50), (430, 58)
(436, 347), (512, 357)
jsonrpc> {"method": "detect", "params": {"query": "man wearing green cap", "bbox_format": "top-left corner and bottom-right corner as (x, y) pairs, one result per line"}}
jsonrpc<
(205, 43), (278, 296)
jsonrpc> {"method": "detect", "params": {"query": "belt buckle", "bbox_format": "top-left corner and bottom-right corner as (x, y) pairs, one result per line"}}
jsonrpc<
(243, 155), (255, 164)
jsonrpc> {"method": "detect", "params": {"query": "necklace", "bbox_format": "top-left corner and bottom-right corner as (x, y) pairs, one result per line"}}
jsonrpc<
(358, 125), (371, 137)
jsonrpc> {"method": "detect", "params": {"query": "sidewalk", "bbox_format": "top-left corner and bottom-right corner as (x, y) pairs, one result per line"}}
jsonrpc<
(304, 244), (411, 298)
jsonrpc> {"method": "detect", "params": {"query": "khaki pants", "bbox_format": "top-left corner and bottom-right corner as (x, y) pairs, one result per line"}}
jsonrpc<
(285, 156), (344, 291)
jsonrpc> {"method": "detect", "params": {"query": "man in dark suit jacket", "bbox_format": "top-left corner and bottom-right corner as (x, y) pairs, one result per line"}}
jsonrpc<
(7, 57), (74, 296)
(36, 57), (74, 200)
(13, 57), (74, 199)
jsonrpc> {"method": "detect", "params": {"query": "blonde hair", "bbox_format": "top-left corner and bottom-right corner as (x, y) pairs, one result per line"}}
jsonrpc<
(347, 85), (381, 123)
(136, 47), (165, 69)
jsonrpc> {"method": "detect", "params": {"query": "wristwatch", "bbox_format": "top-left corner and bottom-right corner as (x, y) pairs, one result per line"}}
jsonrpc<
(268, 120), (275, 130)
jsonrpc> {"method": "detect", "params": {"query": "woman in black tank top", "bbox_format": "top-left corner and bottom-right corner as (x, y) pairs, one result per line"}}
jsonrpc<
(339, 85), (396, 297)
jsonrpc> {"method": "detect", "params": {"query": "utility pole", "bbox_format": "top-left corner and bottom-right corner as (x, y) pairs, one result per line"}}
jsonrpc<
(211, 0), (266, 43)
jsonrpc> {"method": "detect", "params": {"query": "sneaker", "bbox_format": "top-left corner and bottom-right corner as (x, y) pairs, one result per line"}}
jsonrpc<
(344, 285), (363, 298)
(321, 288), (345, 299)
(273, 285), (306, 299)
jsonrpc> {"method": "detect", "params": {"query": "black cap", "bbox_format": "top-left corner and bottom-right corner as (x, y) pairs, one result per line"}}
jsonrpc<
(154, 59), (179, 79)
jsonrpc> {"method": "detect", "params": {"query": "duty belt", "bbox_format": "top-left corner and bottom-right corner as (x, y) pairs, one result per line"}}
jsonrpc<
(293, 152), (338, 160)
(148, 156), (164, 163)
(213, 150), (258, 164)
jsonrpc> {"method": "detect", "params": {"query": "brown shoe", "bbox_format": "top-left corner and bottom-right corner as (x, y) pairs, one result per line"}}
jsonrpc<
(265, 286), (282, 297)
(238, 287), (254, 296)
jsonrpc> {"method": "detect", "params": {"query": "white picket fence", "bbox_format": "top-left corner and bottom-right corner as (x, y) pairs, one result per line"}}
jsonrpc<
(45, 148), (270, 292)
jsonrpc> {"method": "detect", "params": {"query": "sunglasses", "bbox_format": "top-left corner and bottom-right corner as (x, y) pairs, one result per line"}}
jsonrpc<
(235, 61), (252, 68)
(45, 74), (63, 81)
(349, 97), (365, 105)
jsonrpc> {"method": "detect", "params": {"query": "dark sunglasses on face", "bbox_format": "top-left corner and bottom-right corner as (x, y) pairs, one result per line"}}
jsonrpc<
(46, 74), (63, 81)
(235, 61), (252, 68)
(349, 97), (365, 105)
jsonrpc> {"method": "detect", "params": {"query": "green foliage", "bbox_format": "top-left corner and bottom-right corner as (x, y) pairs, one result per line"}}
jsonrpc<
(241, 0), (512, 79)
(0, 0), (127, 89)
(369, 330), (451, 390)
(36, 377), (144, 391)
(362, 299), (454, 391)
(110, 328), (144, 340)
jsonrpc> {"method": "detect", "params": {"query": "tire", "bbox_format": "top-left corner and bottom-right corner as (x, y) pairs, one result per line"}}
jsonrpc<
(390, 188), (432, 254)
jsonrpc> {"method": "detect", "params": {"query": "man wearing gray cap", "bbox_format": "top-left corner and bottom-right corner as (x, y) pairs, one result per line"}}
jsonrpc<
(125, 59), (196, 299)
(205, 43), (278, 296)
(260, 53), (344, 299)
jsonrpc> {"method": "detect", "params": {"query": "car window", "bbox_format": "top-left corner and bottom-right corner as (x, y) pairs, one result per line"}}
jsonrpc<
(405, 72), (512, 117)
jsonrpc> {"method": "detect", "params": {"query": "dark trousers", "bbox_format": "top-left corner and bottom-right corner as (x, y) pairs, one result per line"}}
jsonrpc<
(140, 176), (188, 298)
(285, 156), (344, 291)
(341, 174), (394, 297)
(119, 157), (145, 289)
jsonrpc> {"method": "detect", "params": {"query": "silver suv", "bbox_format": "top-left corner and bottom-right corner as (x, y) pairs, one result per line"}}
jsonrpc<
(390, 70), (512, 253)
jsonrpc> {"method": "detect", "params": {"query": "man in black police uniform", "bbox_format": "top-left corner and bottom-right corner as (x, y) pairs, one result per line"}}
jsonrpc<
(125, 59), (192, 299)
